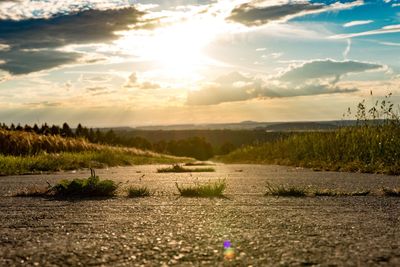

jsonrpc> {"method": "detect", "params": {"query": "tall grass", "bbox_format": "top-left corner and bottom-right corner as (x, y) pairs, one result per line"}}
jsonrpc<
(220, 94), (400, 174)
(220, 125), (400, 174)
(0, 129), (187, 175)
(0, 129), (96, 156)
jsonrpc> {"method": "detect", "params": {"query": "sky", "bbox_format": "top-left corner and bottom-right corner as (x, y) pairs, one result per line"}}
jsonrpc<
(0, 0), (399, 127)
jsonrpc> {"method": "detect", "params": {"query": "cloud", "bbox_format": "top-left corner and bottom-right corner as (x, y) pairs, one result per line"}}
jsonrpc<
(227, 0), (363, 26)
(343, 20), (373, 27)
(0, 43), (9, 51)
(279, 59), (383, 82)
(330, 24), (400, 39)
(0, 0), (138, 20)
(380, 41), (400, 46)
(0, 49), (80, 75)
(343, 39), (351, 59)
(0, 7), (145, 74)
(124, 72), (161, 90)
(187, 59), (384, 105)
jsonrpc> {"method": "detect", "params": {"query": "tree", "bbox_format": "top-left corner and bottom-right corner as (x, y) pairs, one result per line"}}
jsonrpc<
(15, 123), (23, 131)
(61, 123), (73, 137)
(50, 125), (61, 135)
(33, 124), (40, 134)
(105, 129), (117, 144)
(24, 124), (33, 132)
(40, 123), (50, 135)
(75, 123), (84, 137)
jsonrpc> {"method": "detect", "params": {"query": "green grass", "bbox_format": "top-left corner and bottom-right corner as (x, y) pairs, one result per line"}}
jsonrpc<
(175, 179), (226, 197)
(265, 183), (371, 197)
(0, 128), (188, 175)
(14, 172), (119, 198)
(126, 186), (151, 198)
(265, 183), (307, 197)
(218, 124), (400, 175)
(157, 164), (215, 173)
(0, 150), (186, 175)
(52, 175), (118, 198)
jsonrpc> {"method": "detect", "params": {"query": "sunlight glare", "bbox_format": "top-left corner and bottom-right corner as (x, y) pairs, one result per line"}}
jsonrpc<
(116, 15), (225, 80)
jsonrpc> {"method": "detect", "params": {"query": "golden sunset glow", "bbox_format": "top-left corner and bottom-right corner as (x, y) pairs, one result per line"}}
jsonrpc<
(0, 0), (398, 126)
(116, 14), (226, 81)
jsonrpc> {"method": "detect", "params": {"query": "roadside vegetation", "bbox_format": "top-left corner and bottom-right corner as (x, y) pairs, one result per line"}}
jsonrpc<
(14, 170), (119, 198)
(157, 164), (215, 173)
(184, 162), (214, 166)
(126, 185), (151, 198)
(219, 93), (400, 175)
(175, 179), (226, 198)
(0, 129), (186, 175)
(263, 183), (394, 197)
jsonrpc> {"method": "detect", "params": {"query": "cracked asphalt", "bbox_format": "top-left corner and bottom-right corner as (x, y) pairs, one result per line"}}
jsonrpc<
(1, 164), (400, 266)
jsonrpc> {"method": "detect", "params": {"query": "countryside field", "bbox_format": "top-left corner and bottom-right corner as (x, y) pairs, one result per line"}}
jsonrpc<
(2, 0), (400, 265)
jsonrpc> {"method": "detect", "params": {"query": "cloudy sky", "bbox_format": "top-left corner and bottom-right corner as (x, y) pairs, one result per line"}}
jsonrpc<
(0, 0), (399, 126)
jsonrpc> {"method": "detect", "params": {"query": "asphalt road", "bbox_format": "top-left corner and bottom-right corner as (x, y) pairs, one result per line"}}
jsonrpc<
(1, 164), (400, 266)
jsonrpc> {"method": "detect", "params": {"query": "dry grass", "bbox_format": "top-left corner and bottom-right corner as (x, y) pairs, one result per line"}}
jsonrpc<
(13, 186), (51, 197)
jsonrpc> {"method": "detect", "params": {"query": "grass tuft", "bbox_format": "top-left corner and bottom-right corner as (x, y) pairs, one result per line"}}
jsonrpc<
(14, 170), (119, 198)
(184, 162), (214, 166)
(127, 186), (151, 198)
(52, 176), (118, 198)
(265, 183), (307, 197)
(175, 179), (226, 198)
(380, 187), (400, 197)
(265, 183), (371, 197)
(157, 164), (215, 173)
(312, 189), (370, 197)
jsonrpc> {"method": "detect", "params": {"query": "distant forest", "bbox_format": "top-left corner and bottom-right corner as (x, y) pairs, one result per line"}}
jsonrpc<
(0, 123), (288, 160)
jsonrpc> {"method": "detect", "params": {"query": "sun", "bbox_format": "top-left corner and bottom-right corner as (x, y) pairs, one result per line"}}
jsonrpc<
(115, 14), (224, 80)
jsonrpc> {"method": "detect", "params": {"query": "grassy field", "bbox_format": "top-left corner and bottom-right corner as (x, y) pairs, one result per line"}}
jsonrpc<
(219, 94), (400, 175)
(0, 130), (187, 175)
(218, 124), (400, 174)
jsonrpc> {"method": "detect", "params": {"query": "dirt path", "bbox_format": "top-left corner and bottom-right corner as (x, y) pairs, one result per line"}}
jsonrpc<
(1, 164), (400, 266)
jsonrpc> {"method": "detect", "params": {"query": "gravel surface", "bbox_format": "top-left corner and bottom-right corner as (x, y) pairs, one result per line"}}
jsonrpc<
(1, 164), (400, 266)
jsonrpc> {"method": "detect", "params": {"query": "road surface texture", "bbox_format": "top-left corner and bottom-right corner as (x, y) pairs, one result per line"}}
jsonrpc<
(1, 164), (400, 266)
